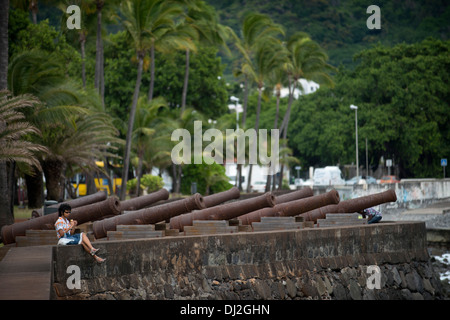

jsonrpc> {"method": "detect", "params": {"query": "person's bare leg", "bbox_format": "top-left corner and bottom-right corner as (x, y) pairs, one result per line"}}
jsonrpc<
(81, 233), (95, 251)
(80, 233), (104, 262)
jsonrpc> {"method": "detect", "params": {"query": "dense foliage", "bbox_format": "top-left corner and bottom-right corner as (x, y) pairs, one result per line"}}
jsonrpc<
(281, 39), (450, 178)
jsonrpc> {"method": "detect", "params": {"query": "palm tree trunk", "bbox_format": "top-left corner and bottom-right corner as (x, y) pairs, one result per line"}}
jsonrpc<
(135, 150), (144, 197)
(30, 0), (37, 24)
(278, 78), (297, 189)
(241, 75), (249, 128)
(120, 56), (144, 200)
(0, 0), (12, 238)
(246, 85), (263, 193)
(43, 158), (64, 201)
(25, 171), (44, 209)
(0, 0), (8, 90)
(80, 31), (86, 88)
(94, 1), (103, 96)
(271, 88), (281, 190)
(181, 48), (190, 113)
(148, 42), (155, 102)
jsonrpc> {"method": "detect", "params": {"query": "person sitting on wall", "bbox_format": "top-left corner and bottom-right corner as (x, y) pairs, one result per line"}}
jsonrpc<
(55, 203), (105, 263)
(359, 207), (382, 224)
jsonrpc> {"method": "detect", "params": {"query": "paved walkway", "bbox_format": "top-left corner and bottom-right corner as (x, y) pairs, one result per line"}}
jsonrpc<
(0, 245), (53, 300)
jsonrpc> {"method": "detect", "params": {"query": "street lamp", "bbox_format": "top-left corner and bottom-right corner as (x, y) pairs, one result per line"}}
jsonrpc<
(350, 104), (359, 178)
(230, 96), (240, 130)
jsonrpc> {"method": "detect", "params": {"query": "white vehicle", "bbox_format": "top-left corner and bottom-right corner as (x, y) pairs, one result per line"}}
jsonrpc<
(313, 166), (345, 186)
(251, 180), (267, 193)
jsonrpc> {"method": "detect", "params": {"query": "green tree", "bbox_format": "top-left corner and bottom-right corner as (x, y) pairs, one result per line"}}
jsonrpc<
(288, 39), (450, 179)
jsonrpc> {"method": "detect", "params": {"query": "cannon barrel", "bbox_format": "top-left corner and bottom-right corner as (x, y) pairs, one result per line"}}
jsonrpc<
(238, 189), (340, 225)
(300, 189), (397, 223)
(203, 187), (240, 208)
(92, 193), (205, 239)
(31, 190), (107, 218)
(1, 196), (121, 245)
(169, 192), (276, 231)
(120, 188), (170, 211)
(275, 187), (313, 204)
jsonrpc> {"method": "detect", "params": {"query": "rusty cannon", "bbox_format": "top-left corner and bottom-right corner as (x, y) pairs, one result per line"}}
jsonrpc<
(92, 193), (205, 239)
(300, 189), (397, 223)
(202, 187), (241, 208)
(31, 190), (107, 218)
(274, 187), (313, 204)
(238, 189), (340, 226)
(120, 188), (170, 212)
(169, 192), (276, 231)
(1, 196), (121, 245)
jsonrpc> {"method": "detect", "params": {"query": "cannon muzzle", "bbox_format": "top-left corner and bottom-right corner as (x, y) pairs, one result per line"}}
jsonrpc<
(119, 188), (170, 211)
(300, 189), (397, 222)
(203, 187), (240, 208)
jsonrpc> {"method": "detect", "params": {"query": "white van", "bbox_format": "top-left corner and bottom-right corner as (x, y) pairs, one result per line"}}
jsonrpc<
(313, 166), (345, 186)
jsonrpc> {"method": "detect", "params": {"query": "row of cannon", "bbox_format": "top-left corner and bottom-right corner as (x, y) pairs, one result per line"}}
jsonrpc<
(0, 187), (397, 245)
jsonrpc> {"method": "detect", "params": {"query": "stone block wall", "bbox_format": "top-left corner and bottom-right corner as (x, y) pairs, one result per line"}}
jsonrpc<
(50, 221), (445, 300)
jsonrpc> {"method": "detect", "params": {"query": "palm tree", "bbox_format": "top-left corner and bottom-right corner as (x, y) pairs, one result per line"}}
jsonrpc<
(0, 90), (47, 231)
(119, 0), (181, 200)
(277, 32), (336, 188)
(143, 0), (188, 102)
(231, 12), (284, 191)
(58, 0), (96, 88)
(8, 50), (120, 201)
(178, 0), (232, 113)
(244, 36), (286, 192)
(160, 107), (205, 194)
(131, 96), (168, 196)
(0, 90), (46, 168)
(232, 12), (284, 129)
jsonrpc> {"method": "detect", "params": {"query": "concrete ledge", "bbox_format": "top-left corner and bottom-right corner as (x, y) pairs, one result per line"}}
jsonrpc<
(427, 228), (450, 248)
(51, 221), (443, 300)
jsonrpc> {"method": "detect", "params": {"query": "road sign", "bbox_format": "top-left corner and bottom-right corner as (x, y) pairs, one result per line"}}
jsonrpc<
(441, 159), (447, 167)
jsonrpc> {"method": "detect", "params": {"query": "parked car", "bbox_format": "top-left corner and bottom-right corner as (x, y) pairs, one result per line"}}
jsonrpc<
(251, 180), (267, 193)
(380, 175), (400, 184)
(345, 176), (377, 185)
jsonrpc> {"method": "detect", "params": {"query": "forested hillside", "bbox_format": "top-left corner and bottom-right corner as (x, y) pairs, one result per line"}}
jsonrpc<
(208, 0), (450, 70)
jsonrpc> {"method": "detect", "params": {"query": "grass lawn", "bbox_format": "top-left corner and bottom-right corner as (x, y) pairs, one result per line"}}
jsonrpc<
(14, 206), (34, 221)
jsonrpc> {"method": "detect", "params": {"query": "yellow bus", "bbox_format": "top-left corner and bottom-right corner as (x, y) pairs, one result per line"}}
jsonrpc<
(71, 161), (122, 196)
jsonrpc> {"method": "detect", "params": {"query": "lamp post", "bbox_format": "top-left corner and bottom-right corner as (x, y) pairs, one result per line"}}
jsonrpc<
(350, 104), (359, 178)
(230, 96), (241, 188)
(230, 96), (239, 130)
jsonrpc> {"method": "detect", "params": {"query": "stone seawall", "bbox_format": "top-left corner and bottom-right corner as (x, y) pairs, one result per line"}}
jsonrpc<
(50, 221), (445, 300)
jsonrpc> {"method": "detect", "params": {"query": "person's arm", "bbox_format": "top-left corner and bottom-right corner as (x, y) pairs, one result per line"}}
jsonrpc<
(68, 220), (77, 235)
